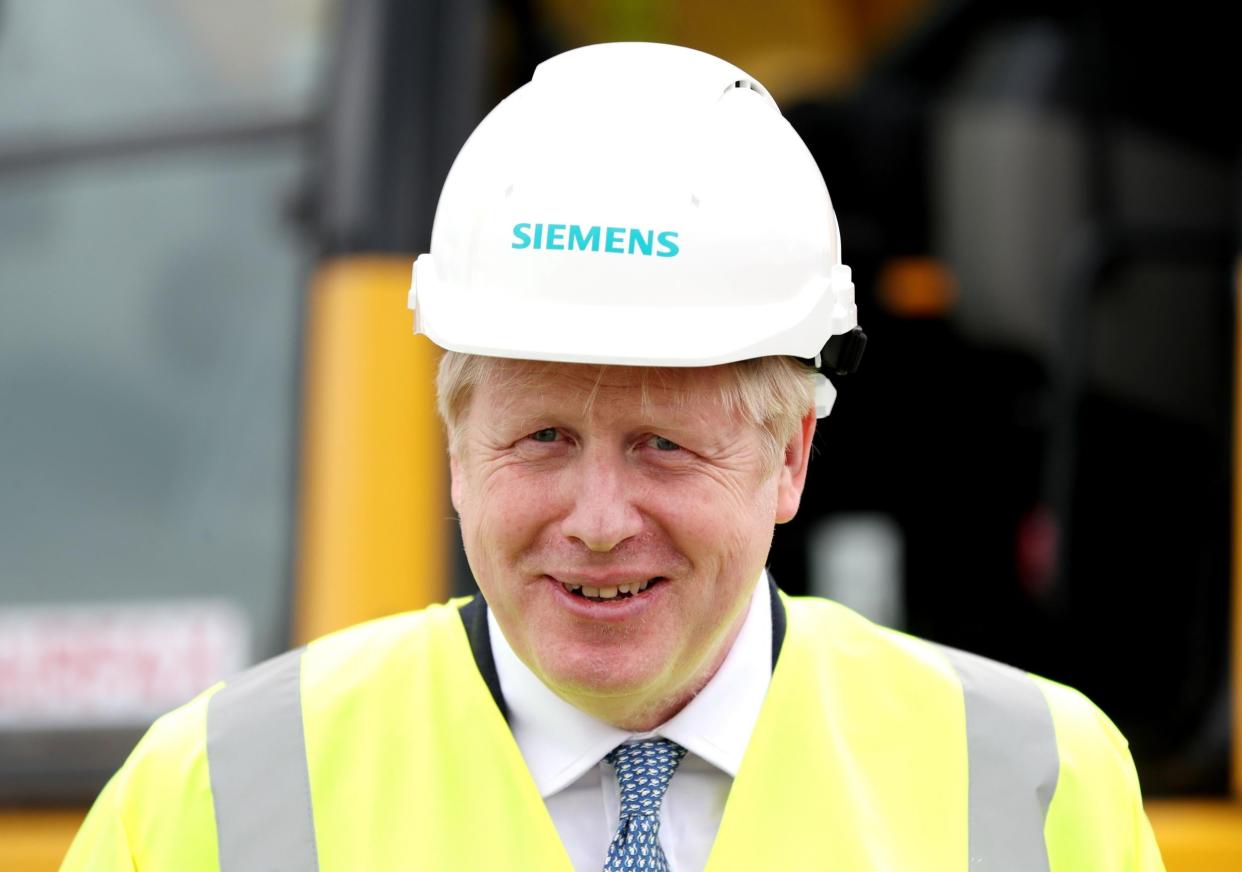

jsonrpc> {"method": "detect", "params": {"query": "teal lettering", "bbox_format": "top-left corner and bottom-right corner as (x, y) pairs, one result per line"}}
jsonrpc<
(516, 223), (677, 256)
(568, 224), (600, 252)
(605, 226), (626, 254)
(657, 231), (680, 257)
(512, 223), (532, 249)
(628, 228), (654, 256)
(546, 224), (566, 250)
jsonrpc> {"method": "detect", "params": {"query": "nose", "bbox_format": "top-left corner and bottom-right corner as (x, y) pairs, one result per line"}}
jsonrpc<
(559, 449), (644, 552)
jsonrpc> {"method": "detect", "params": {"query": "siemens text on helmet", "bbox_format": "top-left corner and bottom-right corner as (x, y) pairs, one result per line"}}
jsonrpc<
(511, 222), (680, 257)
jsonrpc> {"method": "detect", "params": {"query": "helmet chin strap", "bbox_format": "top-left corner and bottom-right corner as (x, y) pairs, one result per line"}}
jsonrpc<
(812, 355), (837, 418)
(810, 325), (866, 417)
(813, 375), (837, 418)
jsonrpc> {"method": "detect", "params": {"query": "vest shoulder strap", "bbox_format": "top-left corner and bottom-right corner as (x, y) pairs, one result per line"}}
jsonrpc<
(712, 596), (1060, 871)
(207, 647), (317, 872)
(207, 602), (569, 871)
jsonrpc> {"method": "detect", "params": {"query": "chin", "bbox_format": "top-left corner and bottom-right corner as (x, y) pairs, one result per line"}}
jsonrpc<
(533, 640), (671, 703)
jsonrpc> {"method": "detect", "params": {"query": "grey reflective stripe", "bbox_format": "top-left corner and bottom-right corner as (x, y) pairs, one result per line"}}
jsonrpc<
(207, 647), (319, 871)
(939, 646), (1059, 871)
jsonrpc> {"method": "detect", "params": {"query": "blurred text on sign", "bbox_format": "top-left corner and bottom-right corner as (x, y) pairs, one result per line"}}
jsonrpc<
(0, 601), (250, 729)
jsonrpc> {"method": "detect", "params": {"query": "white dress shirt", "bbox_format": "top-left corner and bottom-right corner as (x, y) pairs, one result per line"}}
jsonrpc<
(488, 572), (772, 872)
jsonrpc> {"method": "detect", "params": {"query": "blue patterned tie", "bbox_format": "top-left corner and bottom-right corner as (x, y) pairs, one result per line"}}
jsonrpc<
(603, 739), (688, 872)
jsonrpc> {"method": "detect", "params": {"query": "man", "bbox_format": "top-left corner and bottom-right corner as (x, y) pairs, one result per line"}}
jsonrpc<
(63, 43), (1164, 870)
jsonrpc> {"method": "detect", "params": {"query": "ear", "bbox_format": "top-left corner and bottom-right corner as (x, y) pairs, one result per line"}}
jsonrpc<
(775, 410), (816, 524)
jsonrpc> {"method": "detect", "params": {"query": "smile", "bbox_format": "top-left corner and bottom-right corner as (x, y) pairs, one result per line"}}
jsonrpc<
(554, 577), (666, 603)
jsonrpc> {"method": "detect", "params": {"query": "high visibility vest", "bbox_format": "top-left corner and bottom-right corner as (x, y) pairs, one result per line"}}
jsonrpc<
(62, 594), (1164, 871)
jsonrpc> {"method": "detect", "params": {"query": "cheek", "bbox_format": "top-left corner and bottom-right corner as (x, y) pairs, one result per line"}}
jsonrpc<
(650, 475), (779, 559)
(647, 478), (778, 627)
(462, 467), (561, 568)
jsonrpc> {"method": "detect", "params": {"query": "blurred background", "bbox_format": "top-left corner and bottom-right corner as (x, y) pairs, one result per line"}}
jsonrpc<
(0, 0), (1237, 868)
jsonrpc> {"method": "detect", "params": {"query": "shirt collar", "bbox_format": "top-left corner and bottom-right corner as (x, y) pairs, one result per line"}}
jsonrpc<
(489, 571), (772, 797)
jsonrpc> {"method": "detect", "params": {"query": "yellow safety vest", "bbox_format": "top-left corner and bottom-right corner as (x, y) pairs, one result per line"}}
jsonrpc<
(62, 594), (1165, 871)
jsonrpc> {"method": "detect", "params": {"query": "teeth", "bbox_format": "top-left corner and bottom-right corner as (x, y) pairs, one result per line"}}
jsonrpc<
(561, 580), (659, 599)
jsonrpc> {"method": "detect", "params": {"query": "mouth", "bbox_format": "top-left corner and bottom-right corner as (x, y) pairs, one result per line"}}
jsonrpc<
(552, 576), (667, 603)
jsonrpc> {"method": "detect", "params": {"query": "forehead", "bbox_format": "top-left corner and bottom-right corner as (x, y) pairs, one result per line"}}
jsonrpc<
(471, 359), (737, 424)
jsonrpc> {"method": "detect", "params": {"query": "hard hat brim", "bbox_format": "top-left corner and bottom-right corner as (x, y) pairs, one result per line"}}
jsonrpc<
(411, 254), (857, 368)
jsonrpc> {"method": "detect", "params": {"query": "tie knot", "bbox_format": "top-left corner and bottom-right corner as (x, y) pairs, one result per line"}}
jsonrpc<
(606, 739), (687, 818)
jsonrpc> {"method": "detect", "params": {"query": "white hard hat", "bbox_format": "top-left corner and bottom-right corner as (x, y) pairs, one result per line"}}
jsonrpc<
(409, 42), (862, 417)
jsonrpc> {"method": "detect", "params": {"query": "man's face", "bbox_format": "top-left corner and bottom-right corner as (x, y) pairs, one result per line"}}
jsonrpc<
(450, 361), (813, 726)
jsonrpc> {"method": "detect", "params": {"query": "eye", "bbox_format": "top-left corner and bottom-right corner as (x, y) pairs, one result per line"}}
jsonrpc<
(651, 435), (681, 451)
(529, 428), (559, 443)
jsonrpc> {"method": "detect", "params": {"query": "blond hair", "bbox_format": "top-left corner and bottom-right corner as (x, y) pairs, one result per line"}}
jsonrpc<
(436, 351), (817, 469)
